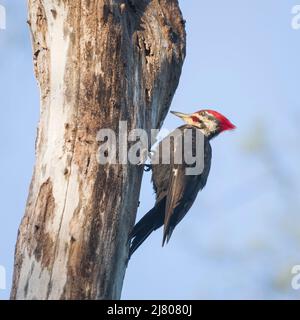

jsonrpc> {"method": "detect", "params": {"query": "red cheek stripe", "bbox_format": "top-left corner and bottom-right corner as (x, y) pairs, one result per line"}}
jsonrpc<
(191, 116), (200, 123)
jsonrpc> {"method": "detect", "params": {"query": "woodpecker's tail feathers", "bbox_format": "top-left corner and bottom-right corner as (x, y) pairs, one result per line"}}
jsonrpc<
(129, 199), (165, 258)
(162, 224), (175, 247)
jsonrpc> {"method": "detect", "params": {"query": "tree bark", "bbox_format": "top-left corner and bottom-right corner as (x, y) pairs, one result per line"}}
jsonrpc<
(11, 0), (185, 300)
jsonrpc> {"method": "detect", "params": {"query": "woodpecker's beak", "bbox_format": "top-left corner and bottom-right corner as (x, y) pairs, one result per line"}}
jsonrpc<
(170, 111), (189, 120)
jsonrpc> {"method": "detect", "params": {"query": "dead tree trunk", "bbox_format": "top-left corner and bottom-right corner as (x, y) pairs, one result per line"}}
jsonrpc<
(11, 0), (185, 300)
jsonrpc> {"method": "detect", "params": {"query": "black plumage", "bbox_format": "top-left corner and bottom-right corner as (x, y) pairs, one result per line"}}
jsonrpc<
(129, 125), (212, 257)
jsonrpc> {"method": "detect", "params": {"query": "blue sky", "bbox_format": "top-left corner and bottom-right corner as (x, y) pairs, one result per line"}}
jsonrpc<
(1, 0), (300, 299)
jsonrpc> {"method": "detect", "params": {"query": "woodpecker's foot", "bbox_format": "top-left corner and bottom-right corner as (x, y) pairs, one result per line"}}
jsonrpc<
(144, 164), (152, 172)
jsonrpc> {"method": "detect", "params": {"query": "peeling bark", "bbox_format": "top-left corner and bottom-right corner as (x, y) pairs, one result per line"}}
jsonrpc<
(11, 0), (186, 300)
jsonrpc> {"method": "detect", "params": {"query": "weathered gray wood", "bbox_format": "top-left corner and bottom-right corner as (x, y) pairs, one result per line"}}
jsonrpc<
(11, 0), (185, 300)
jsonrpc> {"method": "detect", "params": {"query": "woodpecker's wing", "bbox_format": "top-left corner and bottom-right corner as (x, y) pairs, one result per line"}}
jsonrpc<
(163, 164), (185, 244)
(162, 165), (200, 245)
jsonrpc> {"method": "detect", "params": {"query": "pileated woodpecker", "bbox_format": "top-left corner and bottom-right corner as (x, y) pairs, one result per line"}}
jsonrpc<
(129, 109), (235, 257)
